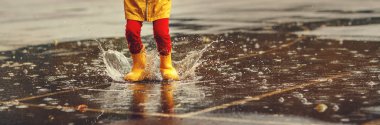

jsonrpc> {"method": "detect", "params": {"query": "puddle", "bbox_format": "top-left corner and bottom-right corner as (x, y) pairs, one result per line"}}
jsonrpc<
(0, 32), (379, 124)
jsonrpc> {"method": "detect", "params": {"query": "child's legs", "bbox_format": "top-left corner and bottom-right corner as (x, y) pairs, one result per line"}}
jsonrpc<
(153, 18), (171, 56)
(125, 19), (143, 54)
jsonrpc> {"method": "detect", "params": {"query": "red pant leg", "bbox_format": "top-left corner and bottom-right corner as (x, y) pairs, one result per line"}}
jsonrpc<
(125, 19), (143, 54)
(153, 18), (171, 56)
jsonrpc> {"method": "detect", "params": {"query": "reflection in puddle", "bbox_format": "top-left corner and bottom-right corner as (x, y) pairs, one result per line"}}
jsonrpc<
(88, 80), (205, 114)
(128, 82), (176, 117)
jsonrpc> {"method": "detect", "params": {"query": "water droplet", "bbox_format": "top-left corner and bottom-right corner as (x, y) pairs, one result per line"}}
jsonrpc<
(293, 92), (303, 99)
(314, 104), (328, 113)
(56, 105), (63, 109)
(327, 79), (333, 83)
(37, 88), (50, 93)
(300, 98), (308, 104)
(327, 42), (332, 45)
(228, 76), (236, 81)
(340, 118), (350, 122)
(332, 105), (339, 111)
(233, 62), (241, 65)
(43, 97), (54, 101)
(363, 101), (369, 104)
(38, 104), (47, 106)
(255, 43), (260, 49)
(80, 95), (91, 99)
(278, 97), (285, 103)
(15, 105), (28, 109)
(262, 79), (267, 84)
(22, 69), (27, 75)
(62, 108), (75, 112)
(369, 59), (379, 63)
(77, 41), (82, 46)
(0, 106), (9, 111)
(367, 81), (378, 86)
(334, 95), (342, 98)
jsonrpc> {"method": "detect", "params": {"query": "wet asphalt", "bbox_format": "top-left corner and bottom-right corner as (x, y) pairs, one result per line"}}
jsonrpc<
(0, 28), (379, 125)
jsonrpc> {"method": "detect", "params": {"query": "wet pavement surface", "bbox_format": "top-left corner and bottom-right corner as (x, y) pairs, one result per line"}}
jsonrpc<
(0, 28), (379, 125)
(3, 0), (380, 124)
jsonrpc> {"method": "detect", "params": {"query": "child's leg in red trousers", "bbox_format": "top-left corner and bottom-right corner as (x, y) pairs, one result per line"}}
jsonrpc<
(124, 19), (146, 82)
(125, 19), (143, 54)
(153, 18), (179, 80)
(153, 18), (171, 56)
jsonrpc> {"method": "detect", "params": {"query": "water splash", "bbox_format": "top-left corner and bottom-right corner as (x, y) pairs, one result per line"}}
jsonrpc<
(100, 41), (214, 82)
(144, 50), (161, 80)
(99, 45), (131, 82)
(176, 41), (215, 79)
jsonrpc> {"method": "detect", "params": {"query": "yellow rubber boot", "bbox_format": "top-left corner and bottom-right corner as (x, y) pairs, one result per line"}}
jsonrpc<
(160, 53), (180, 81)
(124, 48), (146, 82)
